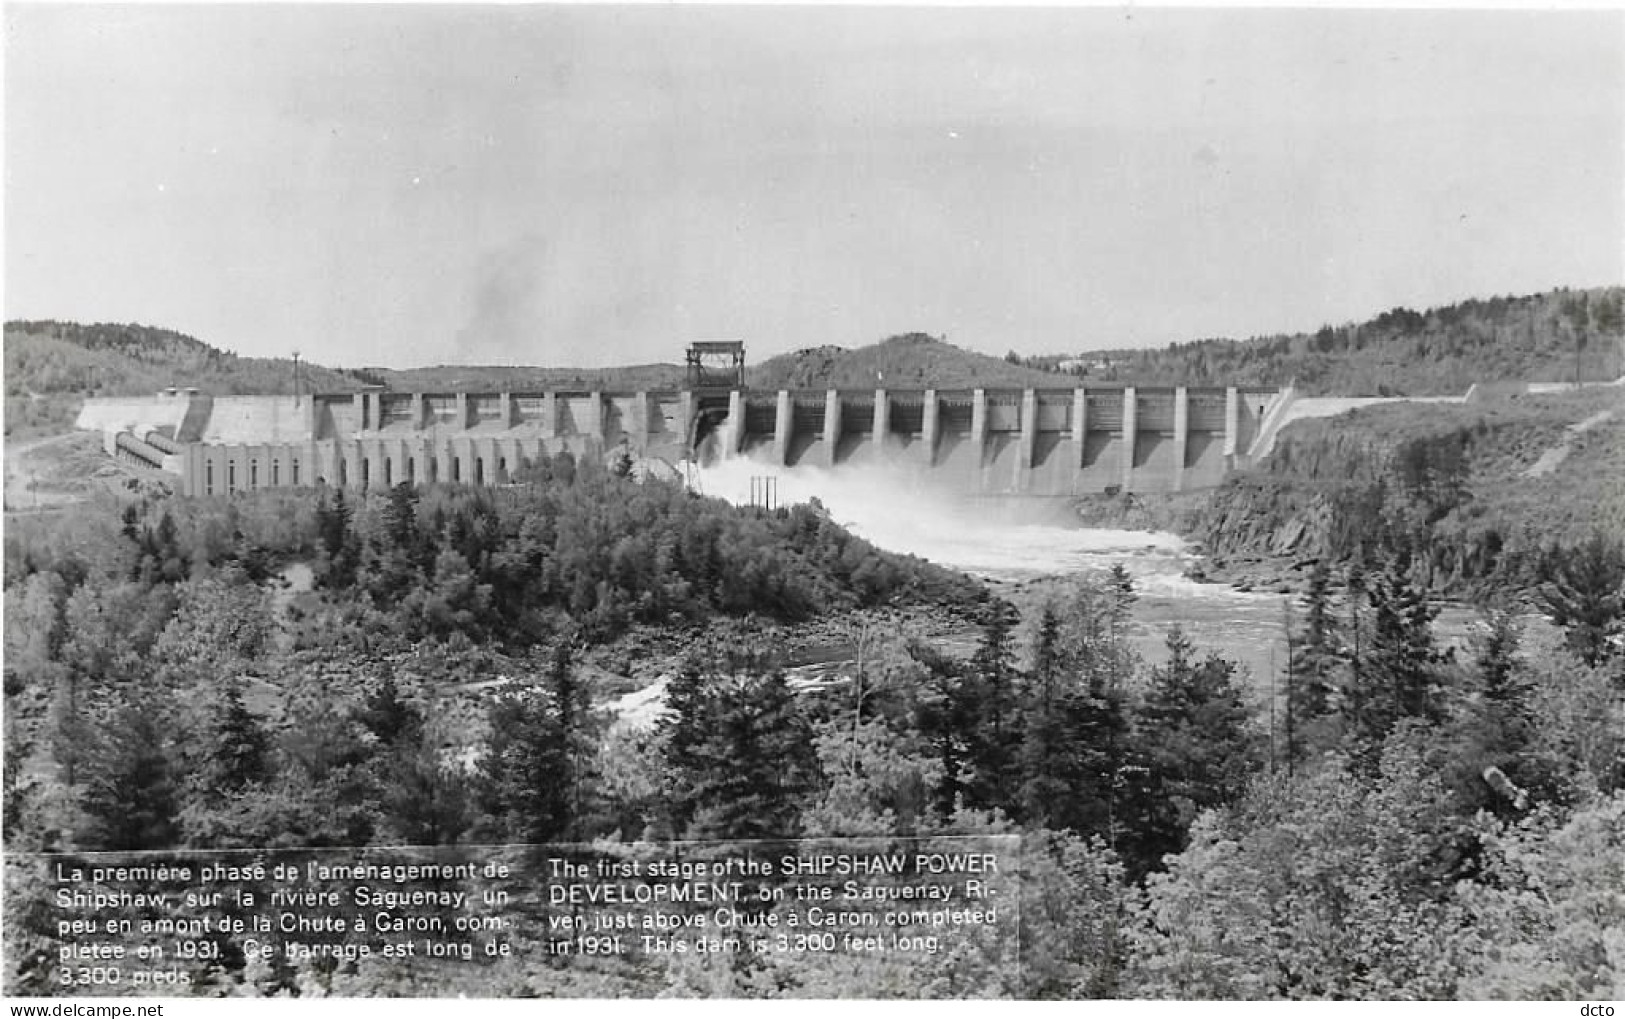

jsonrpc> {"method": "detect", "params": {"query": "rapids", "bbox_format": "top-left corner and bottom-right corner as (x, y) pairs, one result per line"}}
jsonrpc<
(685, 457), (1295, 688)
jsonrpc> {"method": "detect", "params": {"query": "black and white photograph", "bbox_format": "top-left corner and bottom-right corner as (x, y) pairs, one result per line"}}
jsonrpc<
(3, 2), (1622, 1004)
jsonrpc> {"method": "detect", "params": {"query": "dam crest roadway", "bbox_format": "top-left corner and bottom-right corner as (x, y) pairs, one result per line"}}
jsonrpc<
(76, 381), (1300, 499)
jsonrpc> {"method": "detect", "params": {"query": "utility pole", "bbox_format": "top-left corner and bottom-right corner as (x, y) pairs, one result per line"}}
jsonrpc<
(1283, 602), (1295, 778)
(292, 349), (302, 404)
(1564, 311), (1588, 391)
(1268, 638), (1278, 774)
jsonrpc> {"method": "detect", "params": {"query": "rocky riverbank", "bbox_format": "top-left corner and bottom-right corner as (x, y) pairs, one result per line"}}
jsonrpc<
(1067, 387), (1625, 607)
(1067, 487), (1315, 596)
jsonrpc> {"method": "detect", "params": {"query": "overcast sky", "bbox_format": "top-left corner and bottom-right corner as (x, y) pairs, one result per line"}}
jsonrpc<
(6, 5), (1622, 369)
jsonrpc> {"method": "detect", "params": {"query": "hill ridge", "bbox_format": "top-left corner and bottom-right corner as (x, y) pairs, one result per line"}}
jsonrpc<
(1024, 285), (1625, 396)
(10, 284), (1622, 437)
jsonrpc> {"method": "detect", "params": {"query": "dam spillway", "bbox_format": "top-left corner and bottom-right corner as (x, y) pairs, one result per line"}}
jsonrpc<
(75, 385), (1286, 499)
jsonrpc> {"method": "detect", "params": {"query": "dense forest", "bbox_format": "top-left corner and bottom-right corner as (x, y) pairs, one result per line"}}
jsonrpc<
(4, 449), (1621, 997)
(1025, 287), (1625, 396)
(5, 295), (1624, 997)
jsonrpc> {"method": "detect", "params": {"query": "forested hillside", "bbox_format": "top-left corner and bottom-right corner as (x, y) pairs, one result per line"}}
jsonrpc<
(3, 321), (370, 438)
(4, 452), (1620, 997)
(18, 286), (1620, 444)
(1180, 386), (1625, 605)
(5, 303), (1621, 999)
(1029, 287), (1625, 395)
(383, 331), (1074, 393)
(3, 321), (1074, 441)
(748, 332), (1069, 390)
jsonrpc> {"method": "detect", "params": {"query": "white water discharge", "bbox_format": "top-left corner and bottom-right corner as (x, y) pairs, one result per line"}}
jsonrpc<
(683, 454), (1293, 686)
(686, 456), (1252, 598)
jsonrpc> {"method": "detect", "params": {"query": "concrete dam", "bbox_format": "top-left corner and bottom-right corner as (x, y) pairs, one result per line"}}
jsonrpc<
(76, 384), (1289, 499)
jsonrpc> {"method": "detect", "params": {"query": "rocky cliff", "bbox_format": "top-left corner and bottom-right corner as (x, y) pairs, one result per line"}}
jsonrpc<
(1083, 387), (1623, 597)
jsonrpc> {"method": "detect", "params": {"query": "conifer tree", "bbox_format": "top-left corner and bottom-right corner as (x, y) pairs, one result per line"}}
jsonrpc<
(384, 480), (419, 544)
(1107, 563), (1137, 620)
(1018, 604), (1069, 826)
(1020, 673), (1131, 843)
(1129, 627), (1258, 875)
(1105, 565), (1138, 691)
(315, 487), (358, 587)
(661, 639), (816, 840)
(474, 687), (570, 844)
(1443, 608), (1563, 815)
(1347, 552), (1443, 769)
(546, 640), (600, 838)
(1539, 532), (1625, 669)
(906, 640), (972, 821)
(1476, 609), (1527, 717)
(79, 704), (180, 851)
(659, 657), (709, 834)
(356, 673), (421, 748)
(962, 608), (1021, 812)
(1017, 582), (1138, 839)
(1286, 560), (1343, 762)
(196, 677), (270, 798)
(379, 737), (471, 846)
(681, 670), (814, 840)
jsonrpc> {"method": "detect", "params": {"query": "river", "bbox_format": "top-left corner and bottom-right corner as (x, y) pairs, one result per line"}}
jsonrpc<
(684, 456), (1499, 699)
(688, 458), (1302, 691)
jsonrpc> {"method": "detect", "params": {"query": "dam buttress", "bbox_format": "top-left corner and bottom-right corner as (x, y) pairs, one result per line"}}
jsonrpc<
(76, 385), (1290, 498)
